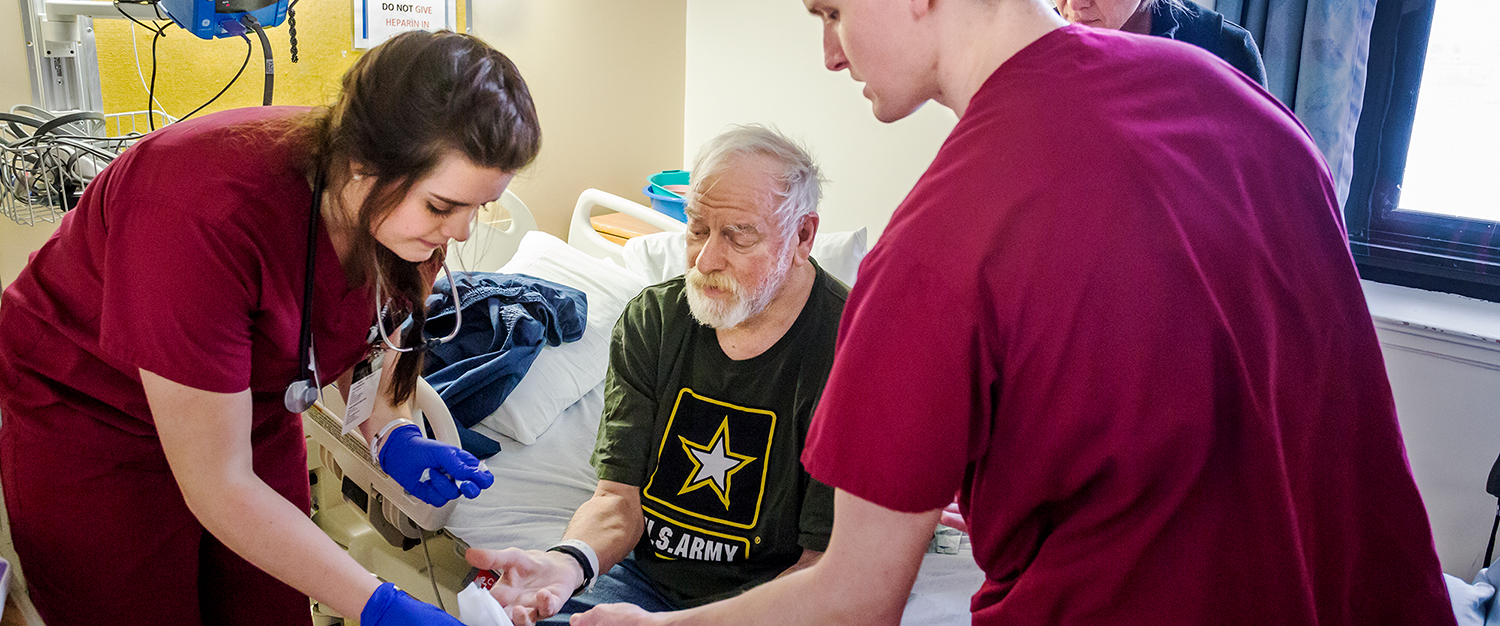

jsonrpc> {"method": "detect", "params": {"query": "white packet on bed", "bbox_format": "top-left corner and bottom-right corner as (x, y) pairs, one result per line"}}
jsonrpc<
(457, 581), (514, 626)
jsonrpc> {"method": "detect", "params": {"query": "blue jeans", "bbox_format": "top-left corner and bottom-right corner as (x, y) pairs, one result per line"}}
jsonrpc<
(539, 558), (680, 625)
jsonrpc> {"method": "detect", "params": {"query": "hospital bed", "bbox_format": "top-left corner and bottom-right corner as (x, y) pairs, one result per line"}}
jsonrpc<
(304, 187), (985, 625)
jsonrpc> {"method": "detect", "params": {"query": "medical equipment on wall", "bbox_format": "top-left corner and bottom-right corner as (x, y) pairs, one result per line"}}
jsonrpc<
(0, 105), (163, 226)
(21, 0), (272, 113)
(156, 0), (288, 40)
(152, 0), (292, 108)
(12, 0), (295, 226)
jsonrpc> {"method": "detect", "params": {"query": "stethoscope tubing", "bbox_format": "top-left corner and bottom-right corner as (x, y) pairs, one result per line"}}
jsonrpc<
(374, 258), (462, 353)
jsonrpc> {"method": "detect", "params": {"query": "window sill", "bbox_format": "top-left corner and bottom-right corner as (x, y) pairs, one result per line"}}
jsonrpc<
(1362, 280), (1500, 369)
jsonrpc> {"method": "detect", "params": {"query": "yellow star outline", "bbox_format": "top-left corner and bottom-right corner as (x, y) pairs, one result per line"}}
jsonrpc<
(677, 416), (757, 509)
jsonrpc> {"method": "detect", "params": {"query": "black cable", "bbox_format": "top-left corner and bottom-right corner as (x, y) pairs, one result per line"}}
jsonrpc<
(241, 14), (274, 106)
(114, 1), (165, 35)
(115, 1), (170, 131)
(1485, 510), (1497, 568)
(288, 0), (300, 63)
(176, 35), (253, 123)
(148, 26), (164, 130)
(1486, 451), (1500, 567)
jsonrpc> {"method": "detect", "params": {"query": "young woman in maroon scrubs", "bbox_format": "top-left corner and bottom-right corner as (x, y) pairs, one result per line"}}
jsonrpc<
(0, 30), (540, 626)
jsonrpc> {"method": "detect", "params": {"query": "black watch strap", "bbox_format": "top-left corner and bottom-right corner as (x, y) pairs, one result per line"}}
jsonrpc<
(547, 544), (595, 597)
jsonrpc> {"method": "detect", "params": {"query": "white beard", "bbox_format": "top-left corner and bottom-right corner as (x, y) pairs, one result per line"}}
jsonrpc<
(685, 246), (794, 330)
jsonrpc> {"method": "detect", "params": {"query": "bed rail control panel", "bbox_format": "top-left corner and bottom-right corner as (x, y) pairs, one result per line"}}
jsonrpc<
(303, 377), (462, 546)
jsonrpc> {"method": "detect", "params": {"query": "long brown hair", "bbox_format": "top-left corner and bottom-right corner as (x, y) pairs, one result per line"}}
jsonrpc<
(295, 30), (541, 405)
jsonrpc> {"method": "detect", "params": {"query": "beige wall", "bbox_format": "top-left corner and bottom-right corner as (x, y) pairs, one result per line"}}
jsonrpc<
(685, 1), (955, 242)
(1, 0), (27, 110)
(472, 0), (686, 238)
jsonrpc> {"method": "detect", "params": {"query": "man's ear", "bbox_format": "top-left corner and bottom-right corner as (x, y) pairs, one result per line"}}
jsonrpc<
(794, 213), (820, 263)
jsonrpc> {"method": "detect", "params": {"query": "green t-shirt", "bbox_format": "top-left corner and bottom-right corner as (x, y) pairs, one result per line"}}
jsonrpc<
(592, 260), (847, 608)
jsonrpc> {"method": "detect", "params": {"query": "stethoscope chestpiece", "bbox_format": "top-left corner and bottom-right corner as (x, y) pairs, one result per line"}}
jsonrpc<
(284, 377), (319, 414)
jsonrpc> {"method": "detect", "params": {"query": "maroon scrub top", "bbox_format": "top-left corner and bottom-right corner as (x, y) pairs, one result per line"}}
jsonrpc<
(803, 26), (1453, 626)
(0, 106), (376, 624)
(0, 105), (374, 448)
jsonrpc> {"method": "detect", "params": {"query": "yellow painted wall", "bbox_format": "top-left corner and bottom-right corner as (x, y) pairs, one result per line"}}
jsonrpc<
(4, 0), (686, 287)
(92, 0), (688, 238)
(93, 0), (426, 118)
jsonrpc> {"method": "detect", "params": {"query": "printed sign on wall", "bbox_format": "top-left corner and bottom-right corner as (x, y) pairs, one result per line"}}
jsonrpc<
(352, 0), (458, 49)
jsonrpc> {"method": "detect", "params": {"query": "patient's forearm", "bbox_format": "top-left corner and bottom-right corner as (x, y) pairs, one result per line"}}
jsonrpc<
(657, 491), (934, 626)
(774, 549), (823, 580)
(563, 480), (646, 573)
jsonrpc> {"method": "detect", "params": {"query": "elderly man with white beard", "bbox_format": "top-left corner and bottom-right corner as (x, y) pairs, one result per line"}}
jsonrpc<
(464, 125), (849, 626)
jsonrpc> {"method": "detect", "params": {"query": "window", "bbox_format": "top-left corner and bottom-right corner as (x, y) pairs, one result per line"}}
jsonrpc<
(1346, 0), (1500, 302)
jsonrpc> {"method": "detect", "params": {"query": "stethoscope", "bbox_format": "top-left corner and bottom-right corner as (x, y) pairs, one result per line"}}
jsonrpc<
(282, 172), (464, 414)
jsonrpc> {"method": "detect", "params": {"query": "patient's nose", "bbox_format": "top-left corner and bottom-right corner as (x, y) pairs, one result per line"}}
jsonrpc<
(693, 234), (730, 273)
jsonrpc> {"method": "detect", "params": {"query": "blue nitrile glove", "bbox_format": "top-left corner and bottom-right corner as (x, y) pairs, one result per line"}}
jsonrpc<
(378, 424), (495, 507)
(362, 582), (465, 626)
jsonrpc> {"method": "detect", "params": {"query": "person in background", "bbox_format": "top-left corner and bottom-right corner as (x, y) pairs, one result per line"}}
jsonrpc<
(561, 0), (1455, 624)
(465, 125), (845, 626)
(0, 30), (538, 626)
(1057, 0), (1268, 86)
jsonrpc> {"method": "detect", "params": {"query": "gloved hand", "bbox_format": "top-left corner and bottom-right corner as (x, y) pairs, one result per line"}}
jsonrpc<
(362, 581), (466, 626)
(378, 423), (495, 507)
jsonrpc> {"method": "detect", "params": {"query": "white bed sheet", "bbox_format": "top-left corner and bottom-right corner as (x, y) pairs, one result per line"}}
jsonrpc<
(447, 384), (605, 552)
(445, 384), (985, 626)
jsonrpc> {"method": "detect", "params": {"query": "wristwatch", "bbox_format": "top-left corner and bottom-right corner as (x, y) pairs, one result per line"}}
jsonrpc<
(547, 539), (599, 597)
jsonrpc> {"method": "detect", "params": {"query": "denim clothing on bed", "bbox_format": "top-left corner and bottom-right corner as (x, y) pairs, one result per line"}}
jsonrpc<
(423, 272), (587, 457)
(539, 558), (680, 625)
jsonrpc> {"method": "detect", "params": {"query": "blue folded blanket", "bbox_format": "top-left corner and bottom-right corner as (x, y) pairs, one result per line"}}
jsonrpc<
(422, 272), (588, 458)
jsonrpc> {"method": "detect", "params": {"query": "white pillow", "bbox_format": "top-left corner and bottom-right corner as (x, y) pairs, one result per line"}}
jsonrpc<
(471, 231), (649, 445)
(622, 228), (869, 287)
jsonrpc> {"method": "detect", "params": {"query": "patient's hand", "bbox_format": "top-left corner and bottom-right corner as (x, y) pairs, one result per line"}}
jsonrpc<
(939, 501), (968, 533)
(465, 547), (582, 626)
(571, 603), (660, 626)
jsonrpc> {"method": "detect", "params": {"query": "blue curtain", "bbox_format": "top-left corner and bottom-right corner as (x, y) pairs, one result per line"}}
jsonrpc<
(1217, 0), (1377, 206)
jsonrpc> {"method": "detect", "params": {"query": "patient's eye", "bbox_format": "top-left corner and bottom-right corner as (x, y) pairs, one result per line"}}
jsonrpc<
(427, 201), (456, 216)
(724, 226), (761, 249)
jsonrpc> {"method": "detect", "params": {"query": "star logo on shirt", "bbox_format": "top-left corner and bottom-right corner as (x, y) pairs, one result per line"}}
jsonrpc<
(677, 417), (757, 509)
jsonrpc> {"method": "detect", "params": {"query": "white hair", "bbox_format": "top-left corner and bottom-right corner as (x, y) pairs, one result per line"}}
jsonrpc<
(688, 124), (826, 237)
(1146, 0), (1190, 12)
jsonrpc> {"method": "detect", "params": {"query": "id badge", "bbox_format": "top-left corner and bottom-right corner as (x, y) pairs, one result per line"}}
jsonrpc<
(342, 349), (384, 436)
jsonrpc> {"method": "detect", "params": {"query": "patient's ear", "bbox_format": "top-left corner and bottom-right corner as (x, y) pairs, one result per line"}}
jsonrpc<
(794, 213), (819, 262)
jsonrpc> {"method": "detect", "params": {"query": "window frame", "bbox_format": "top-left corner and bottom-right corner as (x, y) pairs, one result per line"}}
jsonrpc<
(1345, 0), (1500, 303)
